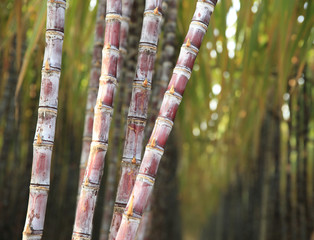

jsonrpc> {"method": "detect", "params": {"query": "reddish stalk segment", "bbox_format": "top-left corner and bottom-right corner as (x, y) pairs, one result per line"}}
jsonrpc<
(116, 1), (217, 239)
(108, 0), (164, 238)
(146, 0), (177, 136)
(100, 3), (144, 237)
(137, 0), (178, 238)
(23, 1), (66, 239)
(72, 1), (122, 239)
(78, 0), (106, 192)
(99, 0), (135, 239)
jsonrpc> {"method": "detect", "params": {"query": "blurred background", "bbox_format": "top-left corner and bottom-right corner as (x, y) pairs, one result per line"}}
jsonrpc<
(0, 0), (313, 239)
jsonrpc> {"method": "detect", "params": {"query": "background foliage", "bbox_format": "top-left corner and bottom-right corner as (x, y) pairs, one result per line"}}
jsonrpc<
(0, 0), (313, 239)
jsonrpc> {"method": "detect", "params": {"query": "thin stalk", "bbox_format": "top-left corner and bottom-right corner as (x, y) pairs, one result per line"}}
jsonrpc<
(108, 0), (164, 238)
(100, 3), (144, 237)
(138, 132), (181, 240)
(72, 1), (122, 239)
(137, 0), (178, 237)
(145, 0), (177, 139)
(0, 38), (18, 181)
(99, 0), (135, 239)
(122, 0), (145, 116)
(78, 0), (107, 192)
(116, 1), (217, 239)
(23, 1), (66, 239)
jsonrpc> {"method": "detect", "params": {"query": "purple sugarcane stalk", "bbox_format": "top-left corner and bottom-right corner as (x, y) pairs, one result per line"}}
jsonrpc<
(99, 0), (135, 239)
(78, 0), (107, 193)
(136, 0), (178, 238)
(108, 0), (164, 239)
(116, 1), (217, 239)
(23, 1), (66, 239)
(72, 0), (122, 239)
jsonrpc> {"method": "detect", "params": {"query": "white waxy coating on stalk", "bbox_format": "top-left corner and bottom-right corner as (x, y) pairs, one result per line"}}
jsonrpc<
(23, 1), (66, 239)
(39, 71), (61, 107)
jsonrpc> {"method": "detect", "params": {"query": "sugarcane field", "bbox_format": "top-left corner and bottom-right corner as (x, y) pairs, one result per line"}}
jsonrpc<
(0, 0), (313, 239)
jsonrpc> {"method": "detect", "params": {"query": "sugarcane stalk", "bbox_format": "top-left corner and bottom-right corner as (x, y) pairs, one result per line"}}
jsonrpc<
(78, 0), (107, 192)
(23, 1), (66, 239)
(116, 1), (217, 239)
(98, 0), (135, 239)
(101, 6), (144, 236)
(108, 0), (163, 238)
(145, 0), (177, 138)
(72, 0), (122, 239)
(137, 0), (178, 238)
(100, 4), (144, 237)
(121, 0), (145, 112)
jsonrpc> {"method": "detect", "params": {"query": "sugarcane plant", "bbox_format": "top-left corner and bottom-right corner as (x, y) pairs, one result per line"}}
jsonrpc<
(145, 0), (177, 137)
(115, 1), (217, 239)
(108, 0), (164, 238)
(72, 0), (122, 239)
(23, 0), (67, 239)
(136, 0), (178, 237)
(99, 0), (136, 238)
(78, 0), (106, 191)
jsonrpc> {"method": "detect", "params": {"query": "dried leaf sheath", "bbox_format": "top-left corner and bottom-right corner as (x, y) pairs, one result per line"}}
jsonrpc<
(99, 0), (135, 239)
(23, 1), (66, 239)
(116, 1), (217, 239)
(72, 1), (122, 239)
(108, 0), (164, 238)
(78, 0), (106, 192)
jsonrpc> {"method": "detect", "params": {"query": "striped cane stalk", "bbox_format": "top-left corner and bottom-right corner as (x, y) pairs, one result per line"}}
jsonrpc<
(116, 1), (217, 239)
(108, 0), (163, 238)
(137, 0), (178, 238)
(100, 4), (144, 237)
(98, 0), (135, 239)
(23, 1), (66, 239)
(72, 0), (122, 239)
(78, 0), (106, 193)
(145, 0), (177, 145)
(122, 0), (145, 113)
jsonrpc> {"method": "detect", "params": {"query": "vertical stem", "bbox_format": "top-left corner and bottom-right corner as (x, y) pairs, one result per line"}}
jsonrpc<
(286, 82), (294, 240)
(122, 0), (145, 117)
(108, 0), (164, 238)
(23, 1), (66, 239)
(116, 1), (217, 239)
(302, 73), (311, 239)
(296, 84), (304, 240)
(99, 0), (135, 239)
(72, 1), (122, 239)
(0, 38), (18, 183)
(145, 0), (178, 140)
(137, 0), (178, 237)
(78, 0), (107, 192)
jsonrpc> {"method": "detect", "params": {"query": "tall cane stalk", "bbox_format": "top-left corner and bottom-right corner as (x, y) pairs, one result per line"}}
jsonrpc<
(108, 0), (163, 238)
(78, 0), (107, 192)
(116, 1), (217, 239)
(72, 0), (122, 239)
(23, 1), (66, 239)
(145, 0), (177, 137)
(99, 0), (135, 238)
(137, 0), (178, 238)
